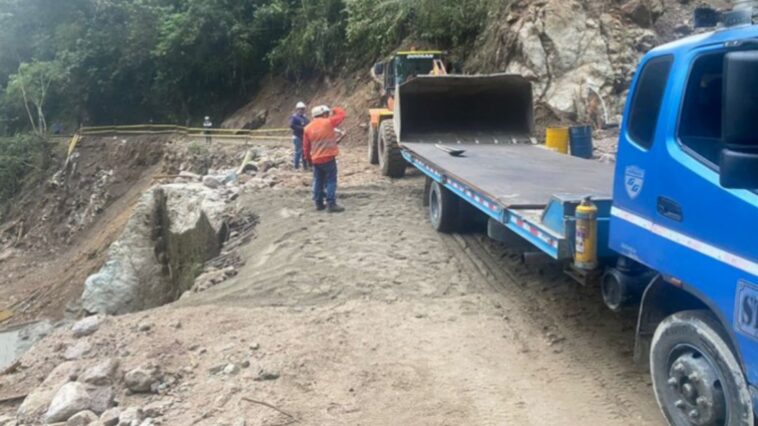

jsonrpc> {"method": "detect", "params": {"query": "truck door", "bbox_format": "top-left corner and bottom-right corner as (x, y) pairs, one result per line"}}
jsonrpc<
(610, 55), (675, 267)
(655, 47), (758, 383)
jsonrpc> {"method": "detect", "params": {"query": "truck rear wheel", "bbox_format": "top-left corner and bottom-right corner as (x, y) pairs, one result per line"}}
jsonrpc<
(367, 124), (379, 165)
(651, 310), (753, 426)
(428, 180), (458, 233)
(378, 120), (405, 178)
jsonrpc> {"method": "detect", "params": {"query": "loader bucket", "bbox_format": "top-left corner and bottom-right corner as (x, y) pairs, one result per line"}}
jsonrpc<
(396, 74), (533, 144)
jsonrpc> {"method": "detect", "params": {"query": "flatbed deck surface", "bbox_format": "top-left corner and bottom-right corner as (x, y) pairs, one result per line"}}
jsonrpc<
(404, 143), (614, 208)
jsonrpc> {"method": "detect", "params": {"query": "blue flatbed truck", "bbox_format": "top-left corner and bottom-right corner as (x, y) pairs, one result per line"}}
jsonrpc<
(375, 17), (758, 426)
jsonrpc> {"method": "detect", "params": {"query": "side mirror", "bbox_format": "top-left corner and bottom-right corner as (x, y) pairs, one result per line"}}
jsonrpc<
(373, 63), (384, 75)
(720, 51), (758, 189)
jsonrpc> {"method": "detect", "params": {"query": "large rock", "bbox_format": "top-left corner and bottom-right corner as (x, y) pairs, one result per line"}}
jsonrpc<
(45, 382), (91, 423)
(621, 0), (664, 27)
(124, 365), (161, 393)
(81, 184), (227, 315)
(66, 410), (99, 426)
(64, 341), (93, 361)
(498, 0), (647, 123)
(100, 408), (121, 426)
(80, 359), (120, 386)
(17, 362), (81, 423)
(71, 316), (102, 338)
(117, 407), (144, 426)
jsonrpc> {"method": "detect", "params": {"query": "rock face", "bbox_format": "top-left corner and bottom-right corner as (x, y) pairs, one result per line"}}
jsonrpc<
(467, 0), (702, 129)
(81, 183), (228, 315)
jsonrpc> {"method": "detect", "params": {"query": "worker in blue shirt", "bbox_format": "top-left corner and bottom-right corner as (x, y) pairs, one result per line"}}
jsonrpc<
(290, 102), (310, 170)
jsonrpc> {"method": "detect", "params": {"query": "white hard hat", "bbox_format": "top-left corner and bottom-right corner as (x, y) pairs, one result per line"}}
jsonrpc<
(204, 116), (210, 120)
(311, 105), (331, 118)
(296, 101), (306, 109)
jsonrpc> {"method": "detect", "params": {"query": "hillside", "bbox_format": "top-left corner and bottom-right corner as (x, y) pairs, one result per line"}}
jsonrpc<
(229, 0), (724, 144)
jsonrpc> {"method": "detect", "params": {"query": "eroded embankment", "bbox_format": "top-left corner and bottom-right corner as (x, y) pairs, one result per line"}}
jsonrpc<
(81, 183), (229, 315)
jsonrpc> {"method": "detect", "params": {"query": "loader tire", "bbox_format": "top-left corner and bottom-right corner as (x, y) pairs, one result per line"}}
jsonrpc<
(367, 124), (379, 165)
(378, 120), (405, 178)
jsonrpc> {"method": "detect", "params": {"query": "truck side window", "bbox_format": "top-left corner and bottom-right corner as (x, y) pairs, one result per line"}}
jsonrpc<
(627, 56), (674, 149)
(679, 53), (725, 167)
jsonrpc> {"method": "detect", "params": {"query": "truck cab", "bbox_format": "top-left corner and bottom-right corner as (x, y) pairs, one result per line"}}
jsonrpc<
(611, 23), (758, 424)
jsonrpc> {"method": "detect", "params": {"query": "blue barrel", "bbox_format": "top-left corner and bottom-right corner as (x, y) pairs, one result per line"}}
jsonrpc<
(569, 125), (593, 159)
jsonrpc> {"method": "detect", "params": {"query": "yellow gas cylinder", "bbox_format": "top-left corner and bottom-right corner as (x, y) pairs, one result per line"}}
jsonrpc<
(545, 127), (569, 154)
(575, 197), (598, 270)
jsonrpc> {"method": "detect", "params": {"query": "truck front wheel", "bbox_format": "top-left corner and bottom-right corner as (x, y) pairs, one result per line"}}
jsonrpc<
(428, 180), (458, 233)
(378, 120), (405, 178)
(368, 124), (379, 165)
(651, 310), (753, 426)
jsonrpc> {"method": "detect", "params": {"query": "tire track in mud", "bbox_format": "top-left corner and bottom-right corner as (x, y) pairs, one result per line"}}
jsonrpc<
(441, 231), (662, 424)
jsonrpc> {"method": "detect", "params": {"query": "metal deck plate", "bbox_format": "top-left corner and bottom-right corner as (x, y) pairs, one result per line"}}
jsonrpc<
(404, 143), (614, 208)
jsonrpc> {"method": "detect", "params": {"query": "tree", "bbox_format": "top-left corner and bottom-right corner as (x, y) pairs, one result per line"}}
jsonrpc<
(4, 60), (68, 135)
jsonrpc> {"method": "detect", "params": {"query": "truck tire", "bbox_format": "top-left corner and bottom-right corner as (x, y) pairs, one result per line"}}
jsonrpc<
(378, 120), (405, 178)
(428, 180), (459, 233)
(650, 310), (753, 426)
(367, 124), (379, 165)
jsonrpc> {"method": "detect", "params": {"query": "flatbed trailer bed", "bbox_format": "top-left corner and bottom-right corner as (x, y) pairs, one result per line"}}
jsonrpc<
(402, 143), (615, 261)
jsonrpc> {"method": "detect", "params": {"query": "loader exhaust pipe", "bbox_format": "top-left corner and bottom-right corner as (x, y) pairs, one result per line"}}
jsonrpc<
(396, 74), (534, 145)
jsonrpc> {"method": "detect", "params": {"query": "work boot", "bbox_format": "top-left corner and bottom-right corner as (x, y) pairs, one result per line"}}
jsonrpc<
(315, 203), (326, 211)
(327, 204), (345, 213)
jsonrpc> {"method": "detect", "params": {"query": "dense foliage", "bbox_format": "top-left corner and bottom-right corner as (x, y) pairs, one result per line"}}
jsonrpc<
(0, 0), (491, 131)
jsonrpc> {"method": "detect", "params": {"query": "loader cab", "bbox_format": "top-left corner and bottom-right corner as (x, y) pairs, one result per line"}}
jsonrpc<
(375, 51), (443, 94)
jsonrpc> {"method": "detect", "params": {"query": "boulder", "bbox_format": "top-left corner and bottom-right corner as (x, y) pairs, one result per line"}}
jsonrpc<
(80, 359), (120, 386)
(18, 362), (81, 423)
(124, 365), (161, 393)
(45, 382), (91, 423)
(86, 385), (115, 415)
(64, 341), (93, 361)
(100, 408), (121, 426)
(66, 410), (99, 426)
(117, 407), (144, 426)
(71, 316), (102, 338)
(81, 184), (227, 315)
(202, 175), (221, 189)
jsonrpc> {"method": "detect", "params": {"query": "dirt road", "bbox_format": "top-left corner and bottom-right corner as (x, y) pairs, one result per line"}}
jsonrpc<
(1, 147), (664, 425)
(173, 147), (664, 424)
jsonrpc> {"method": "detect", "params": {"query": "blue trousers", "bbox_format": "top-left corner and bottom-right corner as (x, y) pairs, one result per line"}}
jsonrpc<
(293, 136), (305, 169)
(312, 159), (338, 207)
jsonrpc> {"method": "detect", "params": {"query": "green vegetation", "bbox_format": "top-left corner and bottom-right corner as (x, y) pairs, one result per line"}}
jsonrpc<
(0, 0), (492, 130)
(0, 133), (49, 204)
(0, 0), (492, 202)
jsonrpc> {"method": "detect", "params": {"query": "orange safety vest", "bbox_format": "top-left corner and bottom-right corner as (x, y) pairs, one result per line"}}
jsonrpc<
(303, 107), (346, 165)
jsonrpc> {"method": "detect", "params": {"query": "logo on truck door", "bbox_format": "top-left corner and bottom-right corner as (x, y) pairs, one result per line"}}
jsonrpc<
(624, 166), (645, 199)
(735, 280), (758, 340)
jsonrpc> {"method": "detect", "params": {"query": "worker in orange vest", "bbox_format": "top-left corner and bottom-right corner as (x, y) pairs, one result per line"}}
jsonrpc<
(303, 105), (346, 213)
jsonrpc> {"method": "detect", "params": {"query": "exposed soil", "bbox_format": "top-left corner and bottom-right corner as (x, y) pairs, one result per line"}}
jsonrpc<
(1, 146), (664, 425)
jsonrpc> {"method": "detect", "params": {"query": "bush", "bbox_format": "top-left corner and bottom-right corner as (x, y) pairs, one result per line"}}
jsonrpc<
(0, 133), (50, 205)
